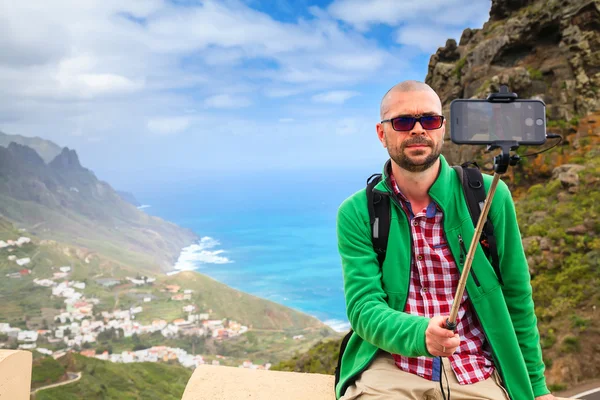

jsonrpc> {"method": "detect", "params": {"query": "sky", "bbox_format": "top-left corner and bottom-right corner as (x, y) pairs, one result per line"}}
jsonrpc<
(0, 0), (492, 191)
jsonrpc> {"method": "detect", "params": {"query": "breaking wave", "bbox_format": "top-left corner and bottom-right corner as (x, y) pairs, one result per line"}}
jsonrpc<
(172, 236), (233, 271)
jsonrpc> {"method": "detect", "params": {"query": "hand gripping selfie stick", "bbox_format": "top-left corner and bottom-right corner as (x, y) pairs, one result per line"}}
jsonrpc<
(445, 86), (522, 332)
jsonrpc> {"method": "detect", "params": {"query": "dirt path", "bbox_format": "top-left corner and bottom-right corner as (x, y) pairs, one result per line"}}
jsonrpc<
(30, 371), (82, 396)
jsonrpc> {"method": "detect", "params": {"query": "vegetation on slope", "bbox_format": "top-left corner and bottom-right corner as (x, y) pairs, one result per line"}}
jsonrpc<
(33, 353), (192, 400)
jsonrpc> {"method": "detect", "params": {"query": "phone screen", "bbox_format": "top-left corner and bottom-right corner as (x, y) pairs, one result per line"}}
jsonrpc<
(450, 99), (547, 145)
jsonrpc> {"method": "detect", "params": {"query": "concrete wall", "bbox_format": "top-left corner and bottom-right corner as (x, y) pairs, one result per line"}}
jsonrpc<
(181, 365), (336, 400)
(0, 350), (32, 400)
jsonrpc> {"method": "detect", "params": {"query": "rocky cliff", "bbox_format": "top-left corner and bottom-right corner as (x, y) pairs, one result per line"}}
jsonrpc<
(427, 0), (599, 167)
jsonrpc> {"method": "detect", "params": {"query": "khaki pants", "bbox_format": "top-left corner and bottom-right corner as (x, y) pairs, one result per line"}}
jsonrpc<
(340, 352), (510, 400)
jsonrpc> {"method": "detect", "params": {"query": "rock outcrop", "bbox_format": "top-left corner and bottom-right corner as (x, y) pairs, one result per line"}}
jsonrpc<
(426, 0), (600, 165)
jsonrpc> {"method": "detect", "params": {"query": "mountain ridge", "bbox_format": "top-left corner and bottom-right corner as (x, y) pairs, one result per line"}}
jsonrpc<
(0, 130), (63, 164)
(0, 136), (196, 273)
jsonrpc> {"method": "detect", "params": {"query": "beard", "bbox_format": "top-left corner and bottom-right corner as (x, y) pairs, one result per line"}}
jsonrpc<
(386, 135), (442, 173)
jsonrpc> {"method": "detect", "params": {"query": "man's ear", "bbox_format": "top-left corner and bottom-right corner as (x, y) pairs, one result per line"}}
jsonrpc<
(376, 123), (386, 148)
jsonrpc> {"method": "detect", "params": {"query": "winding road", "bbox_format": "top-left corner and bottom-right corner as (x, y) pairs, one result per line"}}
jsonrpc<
(30, 371), (82, 396)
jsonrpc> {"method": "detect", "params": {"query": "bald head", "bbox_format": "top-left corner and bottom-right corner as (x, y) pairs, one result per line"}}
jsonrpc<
(380, 81), (442, 120)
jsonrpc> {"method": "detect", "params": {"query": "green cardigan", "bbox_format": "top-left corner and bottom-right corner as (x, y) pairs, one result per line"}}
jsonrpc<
(335, 155), (549, 399)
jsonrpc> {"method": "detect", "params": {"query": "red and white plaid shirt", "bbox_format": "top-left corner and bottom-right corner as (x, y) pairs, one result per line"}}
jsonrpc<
(389, 174), (494, 385)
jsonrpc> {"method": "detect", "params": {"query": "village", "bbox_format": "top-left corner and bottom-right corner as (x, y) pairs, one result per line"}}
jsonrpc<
(1, 236), (272, 371)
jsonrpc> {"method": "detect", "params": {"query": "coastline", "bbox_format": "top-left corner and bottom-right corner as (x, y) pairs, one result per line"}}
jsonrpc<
(167, 240), (350, 333)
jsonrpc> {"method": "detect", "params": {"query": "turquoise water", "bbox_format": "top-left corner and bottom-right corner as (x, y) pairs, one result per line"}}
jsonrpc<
(134, 169), (376, 331)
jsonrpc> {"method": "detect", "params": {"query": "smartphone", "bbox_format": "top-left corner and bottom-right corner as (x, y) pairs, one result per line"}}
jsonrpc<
(450, 99), (547, 145)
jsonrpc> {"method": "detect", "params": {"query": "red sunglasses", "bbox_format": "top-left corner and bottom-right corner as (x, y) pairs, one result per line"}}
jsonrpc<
(381, 115), (444, 131)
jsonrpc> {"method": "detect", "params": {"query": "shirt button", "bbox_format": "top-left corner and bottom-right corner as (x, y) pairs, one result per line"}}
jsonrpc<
(422, 287), (428, 293)
(412, 221), (418, 226)
(417, 255), (423, 261)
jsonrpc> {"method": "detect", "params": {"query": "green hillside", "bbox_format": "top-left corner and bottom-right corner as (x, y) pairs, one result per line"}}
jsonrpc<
(270, 337), (341, 374)
(32, 353), (191, 400)
(0, 222), (336, 370)
(0, 233), (330, 332)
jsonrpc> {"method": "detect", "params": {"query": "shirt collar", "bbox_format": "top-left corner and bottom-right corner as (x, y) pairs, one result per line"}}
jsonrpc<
(389, 168), (440, 218)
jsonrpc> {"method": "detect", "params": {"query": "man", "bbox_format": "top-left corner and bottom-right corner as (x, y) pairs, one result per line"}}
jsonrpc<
(335, 81), (555, 400)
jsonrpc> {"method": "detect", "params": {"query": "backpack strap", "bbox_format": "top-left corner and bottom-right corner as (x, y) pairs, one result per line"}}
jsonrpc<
(366, 173), (391, 268)
(453, 164), (503, 285)
(334, 330), (353, 393)
(335, 173), (391, 395)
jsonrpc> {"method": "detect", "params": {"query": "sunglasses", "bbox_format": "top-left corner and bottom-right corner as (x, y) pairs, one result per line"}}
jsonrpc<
(381, 115), (444, 131)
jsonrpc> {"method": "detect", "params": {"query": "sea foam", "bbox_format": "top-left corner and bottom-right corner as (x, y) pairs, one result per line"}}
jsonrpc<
(173, 236), (233, 271)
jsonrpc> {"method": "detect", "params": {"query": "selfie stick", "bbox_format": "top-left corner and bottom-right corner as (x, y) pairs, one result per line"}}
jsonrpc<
(445, 86), (521, 332)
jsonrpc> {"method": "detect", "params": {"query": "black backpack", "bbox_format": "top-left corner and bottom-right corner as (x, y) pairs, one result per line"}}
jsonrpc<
(333, 162), (502, 395)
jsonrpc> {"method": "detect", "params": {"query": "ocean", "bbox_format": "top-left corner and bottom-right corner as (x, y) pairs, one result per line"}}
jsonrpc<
(135, 168), (379, 332)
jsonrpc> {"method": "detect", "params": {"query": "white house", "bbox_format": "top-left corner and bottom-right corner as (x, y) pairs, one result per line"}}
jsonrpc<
(16, 237), (31, 246)
(82, 334), (96, 343)
(161, 325), (179, 338)
(183, 305), (196, 313)
(127, 277), (146, 285)
(17, 331), (38, 343)
(36, 348), (53, 356)
(152, 320), (167, 330)
(60, 266), (71, 273)
(121, 352), (134, 363)
(34, 279), (55, 287)
(16, 258), (31, 266)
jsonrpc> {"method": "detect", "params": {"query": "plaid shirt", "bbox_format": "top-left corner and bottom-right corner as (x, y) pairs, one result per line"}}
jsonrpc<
(389, 174), (494, 385)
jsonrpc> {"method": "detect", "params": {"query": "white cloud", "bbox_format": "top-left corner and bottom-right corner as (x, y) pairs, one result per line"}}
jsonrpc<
(0, 0), (394, 114)
(329, 0), (420, 30)
(147, 117), (192, 135)
(328, 0), (491, 30)
(204, 94), (252, 109)
(396, 26), (465, 53)
(312, 90), (359, 104)
(0, 0), (460, 182)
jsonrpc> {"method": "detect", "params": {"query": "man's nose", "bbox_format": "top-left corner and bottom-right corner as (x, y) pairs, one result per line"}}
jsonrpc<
(410, 121), (426, 135)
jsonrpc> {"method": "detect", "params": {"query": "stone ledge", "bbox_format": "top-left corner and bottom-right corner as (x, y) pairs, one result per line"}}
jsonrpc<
(0, 350), (32, 400)
(181, 365), (336, 400)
